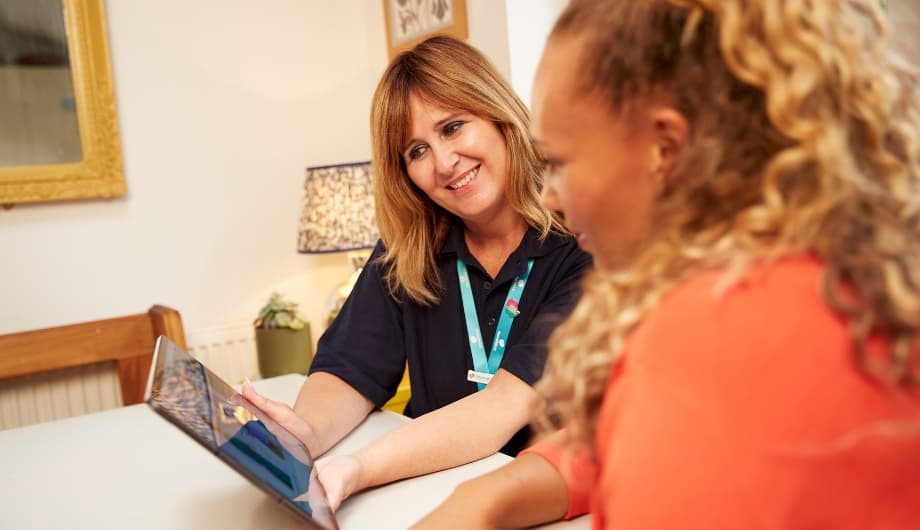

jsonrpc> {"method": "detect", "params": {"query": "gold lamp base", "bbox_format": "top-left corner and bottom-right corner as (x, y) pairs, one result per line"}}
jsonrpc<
(325, 249), (373, 328)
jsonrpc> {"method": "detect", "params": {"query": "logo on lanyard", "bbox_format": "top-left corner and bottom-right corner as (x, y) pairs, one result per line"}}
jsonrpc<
(457, 258), (535, 391)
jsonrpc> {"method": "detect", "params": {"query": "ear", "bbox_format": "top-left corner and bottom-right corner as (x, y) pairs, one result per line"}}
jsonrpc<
(648, 107), (689, 187)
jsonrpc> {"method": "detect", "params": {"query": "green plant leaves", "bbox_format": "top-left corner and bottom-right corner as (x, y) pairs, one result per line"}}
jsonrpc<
(254, 291), (307, 330)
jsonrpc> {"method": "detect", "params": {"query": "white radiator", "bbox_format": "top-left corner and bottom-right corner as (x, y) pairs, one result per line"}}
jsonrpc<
(185, 321), (261, 387)
(0, 364), (122, 430)
(0, 321), (261, 431)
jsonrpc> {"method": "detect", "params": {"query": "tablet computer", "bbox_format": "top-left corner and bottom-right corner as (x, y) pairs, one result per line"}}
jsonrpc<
(144, 335), (338, 529)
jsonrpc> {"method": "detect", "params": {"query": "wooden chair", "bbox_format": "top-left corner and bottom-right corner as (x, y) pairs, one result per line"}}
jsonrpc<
(0, 305), (186, 406)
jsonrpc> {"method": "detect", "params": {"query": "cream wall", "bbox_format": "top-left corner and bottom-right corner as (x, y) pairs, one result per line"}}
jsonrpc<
(0, 0), (518, 340)
(2, 1), (913, 342)
(505, 0), (567, 109)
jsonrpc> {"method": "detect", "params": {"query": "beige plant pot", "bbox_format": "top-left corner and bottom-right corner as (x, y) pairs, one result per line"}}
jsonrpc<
(254, 326), (313, 378)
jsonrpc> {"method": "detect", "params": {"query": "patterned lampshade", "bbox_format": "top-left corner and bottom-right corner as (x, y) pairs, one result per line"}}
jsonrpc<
(297, 162), (380, 253)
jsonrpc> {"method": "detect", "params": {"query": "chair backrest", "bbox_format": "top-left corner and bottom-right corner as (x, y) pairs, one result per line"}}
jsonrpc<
(0, 305), (186, 406)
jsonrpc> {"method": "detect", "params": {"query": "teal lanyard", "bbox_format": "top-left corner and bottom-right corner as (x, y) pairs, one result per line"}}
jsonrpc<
(457, 257), (535, 391)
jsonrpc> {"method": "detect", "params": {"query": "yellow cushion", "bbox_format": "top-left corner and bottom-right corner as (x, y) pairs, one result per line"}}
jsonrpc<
(382, 366), (411, 414)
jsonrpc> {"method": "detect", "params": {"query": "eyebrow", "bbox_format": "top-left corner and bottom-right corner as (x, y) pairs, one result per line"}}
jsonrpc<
(401, 111), (466, 153)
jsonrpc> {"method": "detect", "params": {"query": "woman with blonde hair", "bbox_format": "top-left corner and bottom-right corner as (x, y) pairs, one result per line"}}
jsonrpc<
(415, 0), (920, 528)
(244, 35), (591, 510)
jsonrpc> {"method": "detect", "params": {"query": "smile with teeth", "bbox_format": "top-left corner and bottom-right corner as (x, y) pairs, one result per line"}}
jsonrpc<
(448, 166), (480, 190)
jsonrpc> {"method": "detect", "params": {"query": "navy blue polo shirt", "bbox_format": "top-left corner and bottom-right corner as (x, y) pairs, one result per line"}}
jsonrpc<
(309, 220), (593, 455)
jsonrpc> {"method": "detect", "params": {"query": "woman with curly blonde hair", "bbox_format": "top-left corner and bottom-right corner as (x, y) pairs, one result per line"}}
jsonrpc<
(414, 0), (920, 528)
(244, 35), (591, 511)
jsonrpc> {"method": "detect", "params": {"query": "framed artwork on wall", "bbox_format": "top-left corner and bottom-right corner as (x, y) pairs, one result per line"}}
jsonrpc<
(383, 0), (469, 59)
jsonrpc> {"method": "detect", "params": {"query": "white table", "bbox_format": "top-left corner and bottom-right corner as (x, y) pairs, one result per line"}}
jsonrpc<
(0, 373), (587, 529)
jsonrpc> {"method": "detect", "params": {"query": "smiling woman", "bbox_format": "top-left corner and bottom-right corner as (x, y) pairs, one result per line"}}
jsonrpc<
(0, 0), (125, 207)
(241, 34), (592, 513)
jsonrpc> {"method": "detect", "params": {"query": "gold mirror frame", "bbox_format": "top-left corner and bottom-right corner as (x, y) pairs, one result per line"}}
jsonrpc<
(0, 0), (125, 207)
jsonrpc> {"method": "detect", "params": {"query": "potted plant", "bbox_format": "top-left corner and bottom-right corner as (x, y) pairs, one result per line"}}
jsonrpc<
(253, 292), (313, 378)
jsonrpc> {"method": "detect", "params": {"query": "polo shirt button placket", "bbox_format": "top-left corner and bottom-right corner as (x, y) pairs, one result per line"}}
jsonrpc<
(483, 281), (491, 290)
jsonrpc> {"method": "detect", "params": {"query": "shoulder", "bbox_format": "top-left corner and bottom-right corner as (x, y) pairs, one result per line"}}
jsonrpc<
(618, 256), (920, 525)
(627, 255), (846, 373)
(647, 255), (830, 334)
(365, 239), (393, 275)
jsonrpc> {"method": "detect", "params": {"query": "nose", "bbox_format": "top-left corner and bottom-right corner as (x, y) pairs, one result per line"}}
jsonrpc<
(432, 143), (459, 177)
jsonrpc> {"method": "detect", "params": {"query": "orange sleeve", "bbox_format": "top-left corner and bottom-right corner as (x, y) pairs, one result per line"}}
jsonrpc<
(520, 436), (597, 519)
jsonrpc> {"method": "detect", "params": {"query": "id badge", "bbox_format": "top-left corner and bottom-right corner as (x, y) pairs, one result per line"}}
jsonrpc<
(467, 370), (493, 385)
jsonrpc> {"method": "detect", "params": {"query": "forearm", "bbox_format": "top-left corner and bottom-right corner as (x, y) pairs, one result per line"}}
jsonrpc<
(293, 371), (374, 455)
(355, 369), (539, 490)
(412, 453), (569, 529)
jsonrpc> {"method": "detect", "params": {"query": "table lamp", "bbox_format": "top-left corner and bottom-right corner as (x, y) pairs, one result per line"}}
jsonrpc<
(298, 161), (380, 327)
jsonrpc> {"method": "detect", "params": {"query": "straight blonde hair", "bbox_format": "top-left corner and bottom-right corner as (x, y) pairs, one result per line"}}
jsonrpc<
(370, 35), (564, 305)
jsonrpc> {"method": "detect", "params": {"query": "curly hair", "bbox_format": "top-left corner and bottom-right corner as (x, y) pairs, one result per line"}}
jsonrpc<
(370, 35), (564, 305)
(536, 0), (920, 449)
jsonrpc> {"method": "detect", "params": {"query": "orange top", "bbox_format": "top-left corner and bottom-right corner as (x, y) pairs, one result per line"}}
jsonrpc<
(524, 256), (920, 529)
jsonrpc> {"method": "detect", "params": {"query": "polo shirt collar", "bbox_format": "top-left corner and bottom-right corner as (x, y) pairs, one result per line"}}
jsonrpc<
(439, 217), (567, 280)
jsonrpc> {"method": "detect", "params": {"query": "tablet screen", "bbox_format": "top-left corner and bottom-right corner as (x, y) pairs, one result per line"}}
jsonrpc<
(145, 336), (338, 529)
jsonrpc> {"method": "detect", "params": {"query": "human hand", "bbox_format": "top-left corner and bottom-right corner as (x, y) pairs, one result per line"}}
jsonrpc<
(291, 467), (339, 527)
(240, 380), (318, 454)
(314, 453), (364, 512)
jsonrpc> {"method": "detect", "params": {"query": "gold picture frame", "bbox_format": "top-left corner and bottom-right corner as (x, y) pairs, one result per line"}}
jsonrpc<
(383, 0), (469, 60)
(0, 0), (125, 207)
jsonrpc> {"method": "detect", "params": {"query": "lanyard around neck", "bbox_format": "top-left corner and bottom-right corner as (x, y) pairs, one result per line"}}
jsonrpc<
(457, 257), (535, 391)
